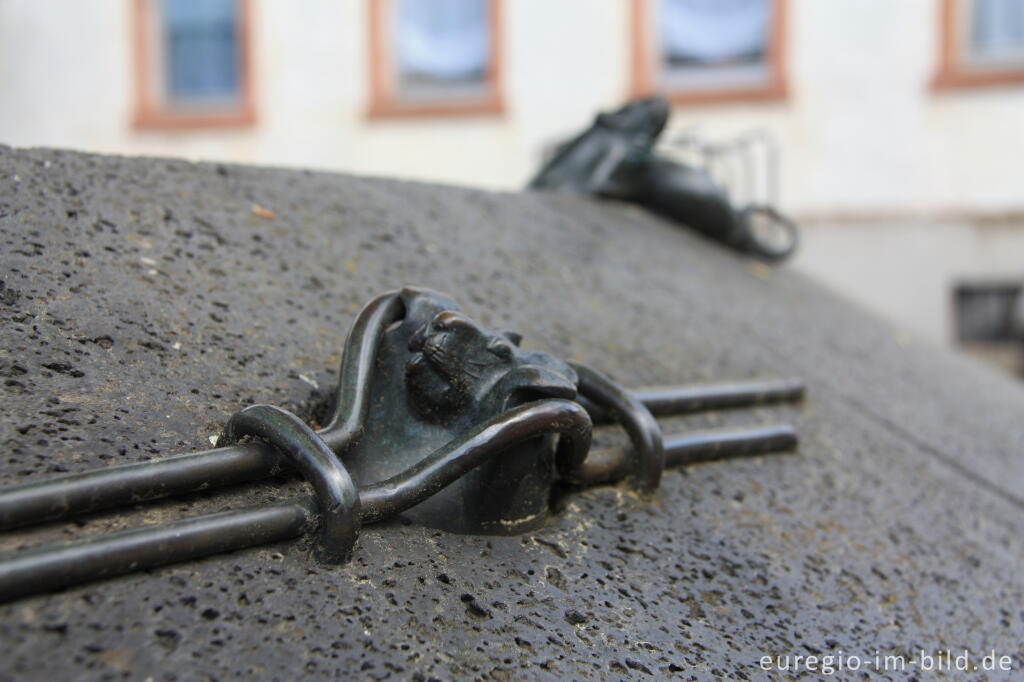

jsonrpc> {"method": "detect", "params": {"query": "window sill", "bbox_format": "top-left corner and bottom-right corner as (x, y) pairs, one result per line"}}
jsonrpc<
(132, 108), (256, 131)
(932, 67), (1024, 91)
(634, 80), (788, 107)
(366, 96), (504, 120)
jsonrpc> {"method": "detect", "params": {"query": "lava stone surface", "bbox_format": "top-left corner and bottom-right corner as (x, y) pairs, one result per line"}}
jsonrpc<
(1, 145), (1022, 680)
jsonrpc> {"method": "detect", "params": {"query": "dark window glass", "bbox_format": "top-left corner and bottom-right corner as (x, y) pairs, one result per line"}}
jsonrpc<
(161, 0), (239, 103)
(954, 283), (1024, 341)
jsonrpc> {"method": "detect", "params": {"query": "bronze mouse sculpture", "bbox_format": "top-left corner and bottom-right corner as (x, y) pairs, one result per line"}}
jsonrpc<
(529, 97), (798, 262)
(0, 287), (803, 600)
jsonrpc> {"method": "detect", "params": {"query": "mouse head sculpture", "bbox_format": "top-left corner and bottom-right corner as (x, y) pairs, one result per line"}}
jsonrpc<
(318, 287), (584, 535)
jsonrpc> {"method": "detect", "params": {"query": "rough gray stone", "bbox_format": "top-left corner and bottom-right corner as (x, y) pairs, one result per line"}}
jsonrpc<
(1, 145), (1022, 680)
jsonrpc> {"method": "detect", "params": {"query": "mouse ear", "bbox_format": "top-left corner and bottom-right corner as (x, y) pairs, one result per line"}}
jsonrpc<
(486, 335), (514, 360)
(497, 329), (523, 347)
(484, 365), (578, 412)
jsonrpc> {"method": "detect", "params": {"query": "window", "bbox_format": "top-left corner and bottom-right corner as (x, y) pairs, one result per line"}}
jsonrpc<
(953, 281), (1024, 377)
(954, 282), (1023, 342)
(934, 0), (1024, 88)
(368, 0), (503, 118)
(133, 0), (255, 128)
(631, 0), (787, 104)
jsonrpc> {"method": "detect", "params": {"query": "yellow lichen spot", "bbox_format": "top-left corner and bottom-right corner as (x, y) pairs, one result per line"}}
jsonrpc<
(748, 262), (771, 280)
(251, 204), (277, 220)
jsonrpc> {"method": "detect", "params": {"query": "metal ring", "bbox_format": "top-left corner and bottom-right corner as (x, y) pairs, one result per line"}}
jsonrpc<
(737, 204), (799, 262)
(220, 405), (361, 564)
(570, 363), (664, 494)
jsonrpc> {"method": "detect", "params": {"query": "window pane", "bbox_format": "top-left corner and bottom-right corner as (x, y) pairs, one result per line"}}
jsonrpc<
(968, 0), (1024, 63)
(395, 0), (489, 93)
(161, 0), (240, 103)
(954, 283), (1023, 341)
(656, 0), (772, 91)
(659, 0), (769, 66)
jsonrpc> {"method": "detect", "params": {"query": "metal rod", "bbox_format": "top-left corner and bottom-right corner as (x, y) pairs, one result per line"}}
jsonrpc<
(580, 424), (798, 485)
(633, 378), (804, 417)
(0, 400), (594, 603)
(664, 424), (797, 466)
(0, 379), (802, 532)
(0, 443), (283, 532)
(582, 378), (804, 423)
(0, 498), (314, 603)
(0, 400), (592, 532)
(0, 422), (794, 604)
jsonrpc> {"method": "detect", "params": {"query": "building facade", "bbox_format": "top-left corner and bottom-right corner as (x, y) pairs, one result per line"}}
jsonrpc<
(1, 0), (1023, 369)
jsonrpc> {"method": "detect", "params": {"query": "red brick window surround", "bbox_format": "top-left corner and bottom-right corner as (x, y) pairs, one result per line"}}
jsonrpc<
(630, 0), (787, 105)
(367, 0), (504, 119)
(132, 0), (256, 129)
(934, 0), (1024, 89)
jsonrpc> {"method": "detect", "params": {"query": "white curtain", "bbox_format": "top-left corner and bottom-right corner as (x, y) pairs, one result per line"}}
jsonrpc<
(659, 0), (769, 63)
(396, 0), (488, 80)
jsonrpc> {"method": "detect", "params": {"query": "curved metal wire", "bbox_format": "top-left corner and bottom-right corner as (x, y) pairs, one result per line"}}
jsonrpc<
(318, 291), (405, 451)
(359, 399), (592, 524)
(220, 405), (362, 564)
(570, 362), (664, 494)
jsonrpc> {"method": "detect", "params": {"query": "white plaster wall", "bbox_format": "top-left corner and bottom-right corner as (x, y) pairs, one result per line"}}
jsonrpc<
(0, 1), (133, 154)
(792, 218), (1024, 345)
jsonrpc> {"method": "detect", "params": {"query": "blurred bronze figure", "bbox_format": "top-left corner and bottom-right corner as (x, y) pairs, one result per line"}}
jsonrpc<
(529, 97), (799, 262)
